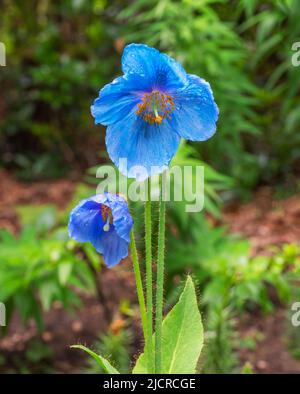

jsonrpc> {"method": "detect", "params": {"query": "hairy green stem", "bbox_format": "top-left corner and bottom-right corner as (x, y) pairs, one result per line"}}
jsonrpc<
(130, 230), (147, 340)
(145, 178), (154, 373)
(155, 174), (166, 374)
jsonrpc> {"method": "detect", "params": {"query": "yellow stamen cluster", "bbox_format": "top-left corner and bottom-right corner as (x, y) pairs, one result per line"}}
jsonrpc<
(136, 91), (175, 125)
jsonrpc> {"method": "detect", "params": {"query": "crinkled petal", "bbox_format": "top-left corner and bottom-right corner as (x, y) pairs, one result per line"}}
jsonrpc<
(105, 193), (133, 243)
(171, 74), (219, 141)
(91, 73), (148, 126)
(106, 112), (181, 181)
(68, 193), (132, 268)
(68, 198), (104, 244)
(121, 43), (187, 91)
(92, 229), (129, 268)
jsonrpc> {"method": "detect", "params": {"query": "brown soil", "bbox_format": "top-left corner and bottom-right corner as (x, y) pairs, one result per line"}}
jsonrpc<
(238, 309), (300, 374)
(0, 170), (76, 234)
(0, 171), (300, 374)
(223, 187), (300, 373)
(223, 187), (300, 255)
(1, 273), (141, 373)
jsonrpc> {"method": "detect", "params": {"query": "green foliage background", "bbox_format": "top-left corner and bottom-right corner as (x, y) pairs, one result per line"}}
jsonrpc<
(1, 0), (300, 192)
(1, 0), (300, 373)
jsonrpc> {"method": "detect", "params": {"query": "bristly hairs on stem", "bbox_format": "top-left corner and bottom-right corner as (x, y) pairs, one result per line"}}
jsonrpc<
(129, 230), (147, 340)
(145, 177), (154, 373)
(155, 172), (166, 374)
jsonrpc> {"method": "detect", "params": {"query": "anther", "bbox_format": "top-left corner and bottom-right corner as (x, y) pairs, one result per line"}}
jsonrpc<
(136, 90), (174, 125)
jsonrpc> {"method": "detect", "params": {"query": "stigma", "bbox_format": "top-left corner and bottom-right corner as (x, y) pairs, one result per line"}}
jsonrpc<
(101, 205), (113, 232)
(136, 91), (174, 125)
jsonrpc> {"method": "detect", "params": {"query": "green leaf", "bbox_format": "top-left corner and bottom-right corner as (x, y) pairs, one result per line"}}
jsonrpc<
(133, 276), (203, 374)
(71, 345), (120, 374)
(39, 282), (59, 311)
(58, 262), (73, 285)
(241, 362), (254, 374)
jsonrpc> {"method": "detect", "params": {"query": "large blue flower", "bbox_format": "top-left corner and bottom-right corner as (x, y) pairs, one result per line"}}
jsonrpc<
(68, 193), (133, 268)
(91, 44), (219, 181)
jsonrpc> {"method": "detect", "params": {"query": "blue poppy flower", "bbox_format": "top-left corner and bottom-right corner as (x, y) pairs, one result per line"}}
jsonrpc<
(68, 193), (133, 268)
(91, 44), (219, 181)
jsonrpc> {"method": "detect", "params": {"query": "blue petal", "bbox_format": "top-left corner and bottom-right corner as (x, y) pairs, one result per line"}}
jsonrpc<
(105, 193), (133, 243)
(171, 74), (219, 141)
(68, 198), (104, 245)
(68, 193), (133, 268)
(92, 228), (129, 268)
(91, 73), (148, 126)
(106, 112), (181, 181)
(121, 43), (187, 91)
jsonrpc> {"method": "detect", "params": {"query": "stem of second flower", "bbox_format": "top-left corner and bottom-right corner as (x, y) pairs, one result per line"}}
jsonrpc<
(130, 230), (147, 340)
(145, 178), (154, 373)
(155, 173), (166, 374)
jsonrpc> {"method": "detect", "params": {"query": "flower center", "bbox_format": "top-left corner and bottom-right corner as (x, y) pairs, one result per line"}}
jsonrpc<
(136, 91), (175, 125)
(101, 205), (113, 232)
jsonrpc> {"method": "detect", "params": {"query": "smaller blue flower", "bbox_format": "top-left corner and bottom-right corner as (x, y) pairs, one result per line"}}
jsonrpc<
(68, 192), (133, 268)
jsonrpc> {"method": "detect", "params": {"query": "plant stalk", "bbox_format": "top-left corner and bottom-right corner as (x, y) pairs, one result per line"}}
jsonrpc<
(145, 178), (154, 373)
(155, 173), (166, 374)
(130, 230), (147, 340)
